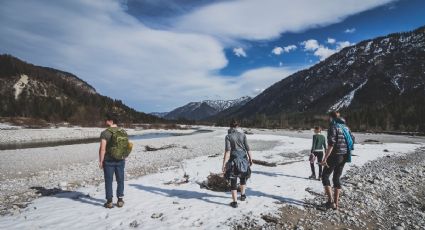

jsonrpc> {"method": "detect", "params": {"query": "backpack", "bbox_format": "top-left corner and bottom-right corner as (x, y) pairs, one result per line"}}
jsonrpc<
(107, 128), (133, 160)
(336, 123), (354, 163)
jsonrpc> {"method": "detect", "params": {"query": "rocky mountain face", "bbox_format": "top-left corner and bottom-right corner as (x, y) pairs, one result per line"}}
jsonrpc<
(0, 54), (162, 125)
(164, 96), (251, 121)
(220, 26), (425, 132)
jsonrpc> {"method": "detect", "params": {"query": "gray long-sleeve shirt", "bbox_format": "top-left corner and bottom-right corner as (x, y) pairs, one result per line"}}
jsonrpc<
(225, 128), (250, 152)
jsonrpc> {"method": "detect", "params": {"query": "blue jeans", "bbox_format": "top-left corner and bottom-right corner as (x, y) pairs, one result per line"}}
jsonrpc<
(103, 160), (125, 200)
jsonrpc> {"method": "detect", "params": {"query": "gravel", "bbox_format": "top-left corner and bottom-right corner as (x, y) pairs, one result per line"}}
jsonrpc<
(236, 147), (425, 230)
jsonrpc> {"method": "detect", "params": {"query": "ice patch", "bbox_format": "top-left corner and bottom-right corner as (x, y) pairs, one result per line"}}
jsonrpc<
(329, 80), (368, 111)
(13, 74), (29, 100)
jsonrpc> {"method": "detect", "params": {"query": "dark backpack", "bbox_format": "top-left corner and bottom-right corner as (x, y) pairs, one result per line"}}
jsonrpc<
(107, 128), (132, 160)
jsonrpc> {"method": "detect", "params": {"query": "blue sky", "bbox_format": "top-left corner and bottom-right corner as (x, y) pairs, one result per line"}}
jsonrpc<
(1, 0), (424, 112)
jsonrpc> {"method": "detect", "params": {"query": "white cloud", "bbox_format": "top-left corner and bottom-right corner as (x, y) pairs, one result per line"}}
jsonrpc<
(327, 38), (336, 44)
(283, 45), (297, 53)
(233, 47), (247, 57)
(302, 39), (320, 51)
(175, 0), (394, 41)
(272, 47), (284, 55)
(336, 41), (354, 49)
(344, 28), (356, 33)
(272, 45), (296, 55)
(0, 0), (387, 112)
(302, 39), (354, 61)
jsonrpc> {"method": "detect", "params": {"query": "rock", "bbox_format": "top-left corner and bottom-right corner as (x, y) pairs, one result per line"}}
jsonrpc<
(393, 226), (404, 230)
(129, 220), (139, 228)
(151, 213), (163, 219)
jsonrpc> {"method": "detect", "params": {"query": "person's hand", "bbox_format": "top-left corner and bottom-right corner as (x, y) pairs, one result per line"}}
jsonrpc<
(320, 159), (328, 167)
(249, 159), (253, 166)
(99, 161), (104, 169)
(222, 164), (226, 173)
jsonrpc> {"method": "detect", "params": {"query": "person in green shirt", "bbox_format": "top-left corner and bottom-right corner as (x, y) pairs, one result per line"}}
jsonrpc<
(99, 113), (125, 208)
(309, 126), (326, 180)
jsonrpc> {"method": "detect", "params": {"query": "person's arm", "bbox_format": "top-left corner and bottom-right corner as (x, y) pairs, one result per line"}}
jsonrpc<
(222, 136), (231, 173)
(244, 135), (253, 165)
(321, 144), (334, 167)
(99, 139), (107, 169)
(322, 135), (327, 151)
(311, 135), (315, 153)
(222, 150), (230, 173)
(321, 126), (336, 166)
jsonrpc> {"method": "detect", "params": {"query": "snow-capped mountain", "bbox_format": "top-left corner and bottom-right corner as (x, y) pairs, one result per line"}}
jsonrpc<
(164, 96), (251, 121)
(149, 112), (169, 118)
(221, 26), (425, 132)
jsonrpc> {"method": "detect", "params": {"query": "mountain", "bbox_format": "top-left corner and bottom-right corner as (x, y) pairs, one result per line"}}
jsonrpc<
(150, 112), (169, 118)
(0, 54), (163, 125)
(220, 26), (425, 132)
(164, 96), (251, 121)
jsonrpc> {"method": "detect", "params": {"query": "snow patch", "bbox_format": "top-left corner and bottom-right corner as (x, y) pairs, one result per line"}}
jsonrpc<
(329, 80), (368, 111)
(13, 74), (29, 100)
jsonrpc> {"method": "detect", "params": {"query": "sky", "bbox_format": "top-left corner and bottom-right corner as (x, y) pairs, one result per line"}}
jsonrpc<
(0, 0), (424, 113)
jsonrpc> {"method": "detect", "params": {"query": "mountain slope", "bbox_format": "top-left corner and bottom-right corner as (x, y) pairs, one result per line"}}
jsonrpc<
(165, 96), (251, 121)
(0, 54), (163, 125)
(222, 26), (425, 132)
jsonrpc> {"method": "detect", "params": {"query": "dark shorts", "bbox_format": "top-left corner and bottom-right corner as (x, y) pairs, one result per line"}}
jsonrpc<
(321, 154), (347, 189)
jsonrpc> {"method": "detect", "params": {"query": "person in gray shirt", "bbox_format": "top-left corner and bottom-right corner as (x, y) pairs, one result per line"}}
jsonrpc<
(222, 120), (253, 208)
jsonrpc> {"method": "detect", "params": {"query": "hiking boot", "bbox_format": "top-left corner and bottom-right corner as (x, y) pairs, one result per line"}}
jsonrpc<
(308, 174), (316, 180)
(230, 201), (238, 208)
(104, 199), (113, 209)
(117, 198), (125, 208)
(240, 194), (247, 201)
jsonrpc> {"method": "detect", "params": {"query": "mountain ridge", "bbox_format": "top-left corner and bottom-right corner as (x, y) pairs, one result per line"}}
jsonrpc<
(0, 54), (163, 125)
(218, 25), (425, 132)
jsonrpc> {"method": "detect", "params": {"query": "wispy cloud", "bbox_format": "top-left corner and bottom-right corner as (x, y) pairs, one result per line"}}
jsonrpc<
(327, 38), (336, 44)
(344, 28), (356, 33)
(175, 0), (393, 41)
(233, 47), (247, 57)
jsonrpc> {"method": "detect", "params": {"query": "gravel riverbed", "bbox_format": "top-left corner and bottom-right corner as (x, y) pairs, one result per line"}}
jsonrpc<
(236, 147), (425, 230)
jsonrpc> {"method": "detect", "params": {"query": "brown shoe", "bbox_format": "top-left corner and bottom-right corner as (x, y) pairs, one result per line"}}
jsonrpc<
(117, 198), (124, 208)
(104, 200), (113, 209)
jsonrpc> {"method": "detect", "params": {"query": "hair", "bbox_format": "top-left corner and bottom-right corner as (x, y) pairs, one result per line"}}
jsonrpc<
(105, 112), (119, 124)
(314, 126), (321, 131)
(230, 119), (239, 128)
(328, 111), (339, 119)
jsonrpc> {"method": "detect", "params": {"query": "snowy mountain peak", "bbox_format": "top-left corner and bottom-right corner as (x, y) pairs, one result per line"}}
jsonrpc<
(165, 96), (251, 120)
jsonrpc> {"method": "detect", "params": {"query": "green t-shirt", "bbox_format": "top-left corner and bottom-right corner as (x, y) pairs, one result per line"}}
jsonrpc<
(100, 127), (120, 161)
(311, 134), (326, 152)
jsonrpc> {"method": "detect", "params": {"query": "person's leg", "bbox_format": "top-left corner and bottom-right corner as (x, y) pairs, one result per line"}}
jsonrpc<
(103, 161), (114, 207)
(230, 177), (238, 202)
(332, 157), (346, 209)
(240, 177), (246, 195)
(317, 152), (324, 178)
(322, 156), (336, 207)
(309, 154), (316, 178)
(310, 163), (316, 177)
(115, 160), (125, 199)
(321, 166), (333, 203)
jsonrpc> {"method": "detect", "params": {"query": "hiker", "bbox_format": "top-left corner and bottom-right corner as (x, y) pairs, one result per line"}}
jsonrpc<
(99, 113), (132, 209)
(309, 126), (326, 180)
(222, 120), (253, 208)
(320, 111), (355, 210)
